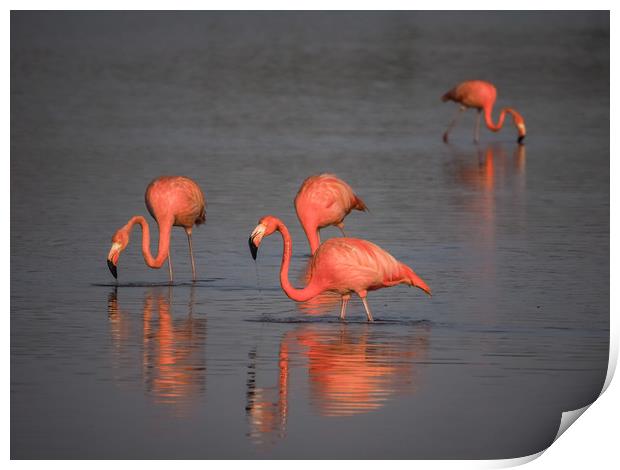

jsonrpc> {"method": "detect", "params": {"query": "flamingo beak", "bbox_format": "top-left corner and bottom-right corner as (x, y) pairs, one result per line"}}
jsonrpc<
(107, 242), (121, 279)
(249, 224), (266, 260)
(107, 259), (118, 279)
(517, 123), (526, 144)
(249, 237), (258, 260)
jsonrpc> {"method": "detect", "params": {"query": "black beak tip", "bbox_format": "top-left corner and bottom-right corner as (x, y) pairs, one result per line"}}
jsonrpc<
(518, 135), (525, 144)
(107, 259), (118, 279)
(249, 237), (258, 260)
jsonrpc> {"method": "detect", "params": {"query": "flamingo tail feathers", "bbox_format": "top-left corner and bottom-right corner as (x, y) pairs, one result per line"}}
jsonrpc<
(354, 195), (368, 212)
(195, 206), (206, 225)
(441, 89), (455, 102)
(401, 264), (432, 296)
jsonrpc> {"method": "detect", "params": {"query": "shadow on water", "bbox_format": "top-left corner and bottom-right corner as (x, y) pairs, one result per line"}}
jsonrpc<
(245, 322), (431, 446)
(107, 285), (207, 416)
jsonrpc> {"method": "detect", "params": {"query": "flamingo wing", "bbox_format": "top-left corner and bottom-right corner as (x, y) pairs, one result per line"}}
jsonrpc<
(311, 238), (405, 293)
(297, 174), (356, 210)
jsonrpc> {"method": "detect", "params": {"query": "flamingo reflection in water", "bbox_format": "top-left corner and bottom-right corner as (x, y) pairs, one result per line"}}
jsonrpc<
(450, 143), (527, 248)
(246, 296), (430, 445)
(453, 143), (526, 193)
(107, 286), (207, 415)
(447, 143), (527, 321)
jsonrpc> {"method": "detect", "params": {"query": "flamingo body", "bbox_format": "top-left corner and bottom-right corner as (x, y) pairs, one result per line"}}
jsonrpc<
(145, 176), (206, 229)
(442, 80), (497, 110)
(309, 237), (429, 296)
(249, 215), (430, 321)
(107, 176), (206, 281)
(442, 80), (526, 143)
(295, 174), (367, 254)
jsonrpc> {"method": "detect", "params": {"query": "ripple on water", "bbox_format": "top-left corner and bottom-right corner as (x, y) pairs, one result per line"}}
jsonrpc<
(91, 279), (221, 288)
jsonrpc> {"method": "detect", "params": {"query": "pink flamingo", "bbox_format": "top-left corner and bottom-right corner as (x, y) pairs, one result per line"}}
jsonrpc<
(441, 80), (527, 144)
(107, 176), (206, 282)
(294, 174), (367, 255)
(249, 215), (431, 322)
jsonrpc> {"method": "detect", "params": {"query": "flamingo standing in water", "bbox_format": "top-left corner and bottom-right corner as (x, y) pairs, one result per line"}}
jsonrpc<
(249, 215), (431, 322)
(107, 176), (206, 282)
(295, 174), (367, 255)
(441, 80), (527, 144)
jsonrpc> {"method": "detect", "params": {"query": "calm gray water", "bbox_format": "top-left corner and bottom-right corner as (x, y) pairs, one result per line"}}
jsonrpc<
(11, 11), (609, 459)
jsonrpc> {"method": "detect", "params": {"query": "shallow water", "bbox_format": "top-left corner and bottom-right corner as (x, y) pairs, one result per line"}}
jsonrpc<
(11, 11), (609, 459)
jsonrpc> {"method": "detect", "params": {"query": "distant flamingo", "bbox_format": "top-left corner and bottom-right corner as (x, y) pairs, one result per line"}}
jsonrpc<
(107, 176), (206, 281)
(249, 215), (431, 321)
(441, 80), (527, 144)
(295, 174), (367, 255)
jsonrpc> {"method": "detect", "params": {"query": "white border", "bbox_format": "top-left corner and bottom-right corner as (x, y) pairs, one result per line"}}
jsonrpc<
(5, 3), (615, 468)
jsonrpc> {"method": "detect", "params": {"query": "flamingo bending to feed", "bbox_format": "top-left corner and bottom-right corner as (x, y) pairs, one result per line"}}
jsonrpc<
(107, 176), (206, 282)
(248, 215), (431, 322)
(441, 80), (527, 144)
(295, 174), (367, 255)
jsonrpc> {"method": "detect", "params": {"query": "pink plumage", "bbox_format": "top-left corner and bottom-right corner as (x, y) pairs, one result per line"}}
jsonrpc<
(310, 238), (429, 295)
(249, 215), (430, 322)
(107, 176), (206, 281)
(145, 176), (206, 228)
(295, 174), (367, 255)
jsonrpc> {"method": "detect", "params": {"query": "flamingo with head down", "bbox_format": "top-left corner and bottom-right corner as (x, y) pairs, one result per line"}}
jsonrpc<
(442, 80), (527, 144)
(249, 215), (431, 322)
(107, 176), (206, 282)
(294, 174), (367, 255)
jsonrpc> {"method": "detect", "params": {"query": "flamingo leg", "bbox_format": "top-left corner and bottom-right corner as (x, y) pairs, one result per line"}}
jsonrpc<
(339, 294), (351, 320)
(337, 223), (347, 237)
(443, 105), (465, 143)
(167, 251), (173, 283)
(474, 109), (481, 143)
(360, 293), (374, 322)
(186, 229), (196, 282)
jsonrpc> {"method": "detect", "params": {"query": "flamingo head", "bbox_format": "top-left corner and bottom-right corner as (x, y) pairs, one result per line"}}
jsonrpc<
(107, 229), (130, 278)
(249, 216), (279, 260)
(513, 112), (527, 144)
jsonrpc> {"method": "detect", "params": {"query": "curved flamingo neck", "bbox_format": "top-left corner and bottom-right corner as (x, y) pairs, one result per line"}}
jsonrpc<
(301, 222), (320, 254)
(126, 215), (171, 268)
(275, 219), (323, 302)
(483, 104), (521, 132)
